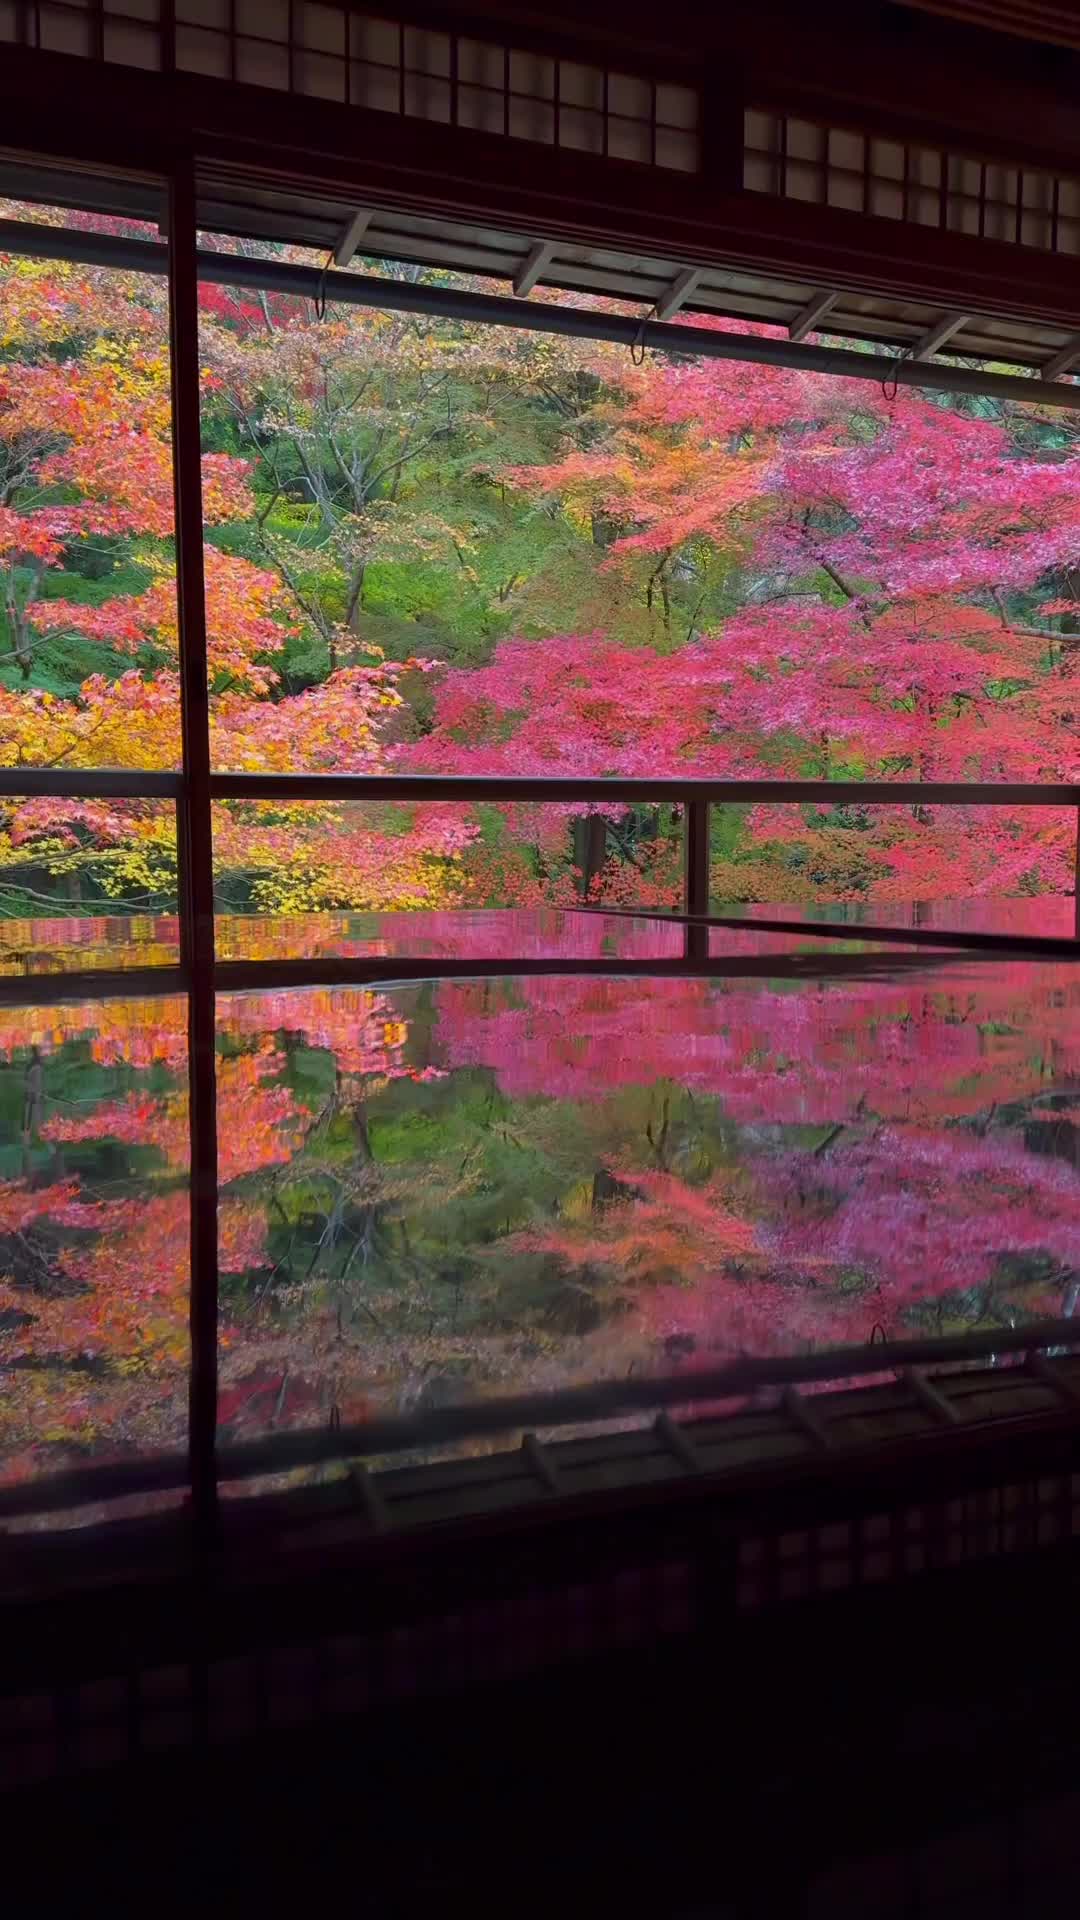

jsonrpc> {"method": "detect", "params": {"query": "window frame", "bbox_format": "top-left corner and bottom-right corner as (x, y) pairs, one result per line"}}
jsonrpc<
(0, 145), (1077, 1531)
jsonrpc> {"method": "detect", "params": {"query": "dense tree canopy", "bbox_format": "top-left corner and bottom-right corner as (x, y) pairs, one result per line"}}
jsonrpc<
(2, 224), (1078, 922)
(2, 216), (1080, 1487)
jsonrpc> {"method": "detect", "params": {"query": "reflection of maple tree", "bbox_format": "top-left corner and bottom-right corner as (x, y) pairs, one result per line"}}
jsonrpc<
(2, 902), (692, 974)
(2, 960), (1078, 1482)
(205, 963), (1080, 1445)
(0, 986), (428, 1481)
(435, 967), (1080, 1121)
(431, 967), (1080, 1365)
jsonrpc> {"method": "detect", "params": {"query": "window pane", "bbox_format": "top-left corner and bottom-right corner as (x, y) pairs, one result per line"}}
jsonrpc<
(39, 6), (93, 57)
(0, 993), (189, 1492)
(176, 22), (229, 74)
(196, 232), (1077, 882)
(707, 899), (1076, 949)
(212, 798), (683, 957)
(215, 960), (1080, 1454)
(0, 794), (179, 976)
(0, 176), (181, 771)
(216, 906), (685, 964)
(709, 803), (1077, 915)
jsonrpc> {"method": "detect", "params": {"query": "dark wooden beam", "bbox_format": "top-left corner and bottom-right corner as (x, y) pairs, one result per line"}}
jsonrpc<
(3, 39), (1080, 334)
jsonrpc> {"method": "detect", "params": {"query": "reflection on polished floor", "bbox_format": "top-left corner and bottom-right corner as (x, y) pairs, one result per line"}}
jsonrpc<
(3, 908), (1078, 1494)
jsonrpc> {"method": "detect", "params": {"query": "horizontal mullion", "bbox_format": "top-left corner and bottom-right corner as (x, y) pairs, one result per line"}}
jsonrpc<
(1, 1312), (1079, 1519)
(0, 966), (187, 1006)
(1, 219), (1079, 410)
(0, 220), (166, 277)
(578, 904), (1080, 956)
(209, 774), (1077, 806)
(196, 253), (1080, 411)
(0, 948), (981, 1010)
(212, 950), (977, 993)
(0, 769), (183, 798)
(203, 1312), (1080, 1483)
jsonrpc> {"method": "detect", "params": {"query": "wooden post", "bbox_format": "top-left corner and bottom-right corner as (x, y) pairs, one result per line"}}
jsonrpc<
(684, 798), (710, 963)
(169, 157), (220, 1546)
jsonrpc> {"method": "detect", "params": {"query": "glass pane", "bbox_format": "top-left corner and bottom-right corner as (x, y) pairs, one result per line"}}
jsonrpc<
(707, 923), (931, 959)
(608, 72), (651, 118)
(216, 907), (686, 964)
(608, 116), (651, 162)
(0, 172), (181, 771)
(560, 106), (605, 155)
(212, 798), (683, 958)
(709, 803), (1078, 917)
(655, 129), (699, 173)
(560, 61), (605, 111)
(102, 21), (161, 69)
(236, 36), (289, 88)
(710, 898), (1078, 945)
(39, 5), (93, 57)
(295, 50), (347, 102)
(403, 25), (450, 76)
(0, 794), (179, 976)
(215, 958), (1080, 1454)
(0, 993), (189, 1491)
(196, 208), (1077, 883)
(298, 1), (345, 55)
(176, 22), (229, 74)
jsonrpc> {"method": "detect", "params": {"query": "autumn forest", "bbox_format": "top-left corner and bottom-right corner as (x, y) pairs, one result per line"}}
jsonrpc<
(1, 208), (1079, 1489)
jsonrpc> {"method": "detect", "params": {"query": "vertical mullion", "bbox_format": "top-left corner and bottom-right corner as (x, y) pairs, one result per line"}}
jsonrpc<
(162, 0), (177, 73)
(684, 797), (710, 964)
(1074, 803), (1080, 940)
(602, 68), (609, 159)
(168, 158), (220, 1545)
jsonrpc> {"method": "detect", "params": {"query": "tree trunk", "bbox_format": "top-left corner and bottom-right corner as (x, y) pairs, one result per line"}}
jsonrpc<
(346, 562), (367, 636)
(20, 1051), (43, 1177)
(11, 610), (32, 679)
(573, 815), (607, 898)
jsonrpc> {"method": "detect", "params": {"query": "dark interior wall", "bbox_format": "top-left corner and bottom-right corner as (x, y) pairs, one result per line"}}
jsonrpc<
(389, 0), (1080, 172)
(3, 3), (1079, 337)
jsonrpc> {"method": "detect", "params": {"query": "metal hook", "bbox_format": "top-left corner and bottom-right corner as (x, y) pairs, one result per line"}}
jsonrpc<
(314, 253), (331, 322)
(882, 345), (912, 404)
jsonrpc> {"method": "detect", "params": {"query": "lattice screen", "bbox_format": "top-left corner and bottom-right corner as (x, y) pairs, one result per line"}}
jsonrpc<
(0, 2), (701, 174)
(744, 108), (1080, 254)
